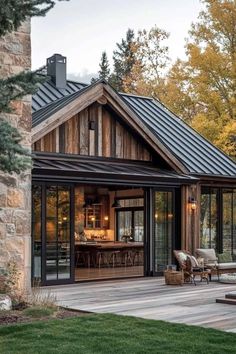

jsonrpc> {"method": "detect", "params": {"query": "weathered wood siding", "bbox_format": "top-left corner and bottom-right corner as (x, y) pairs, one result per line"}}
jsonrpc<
(33, 104), (151, 161)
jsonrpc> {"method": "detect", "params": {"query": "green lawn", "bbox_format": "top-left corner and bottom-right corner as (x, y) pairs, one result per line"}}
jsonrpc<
(0, 313), (236, 354)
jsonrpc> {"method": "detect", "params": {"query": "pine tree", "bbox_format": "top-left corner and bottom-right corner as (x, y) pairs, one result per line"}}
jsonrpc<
(0, 0), (68, 174)
(111, 29), (136, 91)
(0, 0), (68, 37)
(98, 51), (110, 81)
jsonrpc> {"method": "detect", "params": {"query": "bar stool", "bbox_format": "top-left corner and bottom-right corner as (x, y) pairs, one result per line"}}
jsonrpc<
(96, 251), (109, 268)
(75, 250), (90, 268)
(109, 250), (121, 268)
(121, 249), (133, 267)
(133, 249), (144, 265)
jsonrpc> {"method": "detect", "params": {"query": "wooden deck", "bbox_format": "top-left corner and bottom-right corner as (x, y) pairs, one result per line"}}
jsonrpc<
(43, 278), (236, 333)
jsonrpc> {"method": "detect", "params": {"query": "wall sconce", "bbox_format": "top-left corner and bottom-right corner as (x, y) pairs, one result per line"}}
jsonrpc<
(104, 216), (109, 221)
(189, 197), (197, 211)
(89, 120), (95, 130)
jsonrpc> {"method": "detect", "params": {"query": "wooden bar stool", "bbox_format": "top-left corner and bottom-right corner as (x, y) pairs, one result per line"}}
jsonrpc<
(75, 250), (90, 268)
(96, 251), (109, 268)
(109, 250), (121, 268)
(133, 249), (144, 265)
(121, 249), (133, 267)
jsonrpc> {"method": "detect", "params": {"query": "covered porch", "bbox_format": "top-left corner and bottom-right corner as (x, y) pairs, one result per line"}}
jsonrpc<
(32, 152), (194, 285)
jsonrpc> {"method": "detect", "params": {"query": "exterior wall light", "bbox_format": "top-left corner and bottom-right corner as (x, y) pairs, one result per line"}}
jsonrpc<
(89, 120), (95, 130)
(189, 197), (197, 210)
(104, 216), (109, 221)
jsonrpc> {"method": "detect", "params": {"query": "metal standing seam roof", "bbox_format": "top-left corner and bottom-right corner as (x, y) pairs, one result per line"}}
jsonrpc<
(121, 95), (236, 177)
(32, 79), (236, 178)
(32, 76), (87, 113)
(33, 152), (196, 185)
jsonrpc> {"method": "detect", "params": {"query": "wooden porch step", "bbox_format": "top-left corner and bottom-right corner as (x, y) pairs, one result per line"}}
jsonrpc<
(216, 298), (236, 305)
(225, 292), (236, 300)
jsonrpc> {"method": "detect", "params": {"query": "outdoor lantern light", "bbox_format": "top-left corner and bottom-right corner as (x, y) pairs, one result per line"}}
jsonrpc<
(189, 197), (197, 210)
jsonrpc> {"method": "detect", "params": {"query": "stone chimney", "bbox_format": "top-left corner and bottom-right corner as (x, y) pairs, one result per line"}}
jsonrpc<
(47, 53), (67, 89)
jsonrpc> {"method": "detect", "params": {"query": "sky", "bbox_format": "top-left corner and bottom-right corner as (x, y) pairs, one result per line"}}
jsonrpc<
(31, 0), (203, 83)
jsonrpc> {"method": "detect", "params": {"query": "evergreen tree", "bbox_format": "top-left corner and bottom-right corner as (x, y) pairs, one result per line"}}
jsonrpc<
(111, 29), (136, 91)
(0, 0), (68, 174)
(98, 51), (110, 81)
(0, 0), (68, 37)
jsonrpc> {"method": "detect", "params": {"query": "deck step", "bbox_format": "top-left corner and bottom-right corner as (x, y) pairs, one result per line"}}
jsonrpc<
(216, 298), (236, 305)
(225, 293), (236, 300)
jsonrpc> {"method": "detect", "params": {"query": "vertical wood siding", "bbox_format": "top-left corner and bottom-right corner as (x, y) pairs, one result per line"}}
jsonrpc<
(33, 103), (151, 161)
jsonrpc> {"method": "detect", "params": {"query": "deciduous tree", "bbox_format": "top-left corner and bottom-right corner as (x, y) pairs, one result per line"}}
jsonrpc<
(163, 0), (236, 157)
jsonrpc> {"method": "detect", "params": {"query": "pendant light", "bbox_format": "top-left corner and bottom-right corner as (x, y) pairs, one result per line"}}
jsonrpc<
(112, 191), (121, 208)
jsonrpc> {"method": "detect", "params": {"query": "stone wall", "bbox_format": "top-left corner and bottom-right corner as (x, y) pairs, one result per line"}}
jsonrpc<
(0, 20), (32, 291)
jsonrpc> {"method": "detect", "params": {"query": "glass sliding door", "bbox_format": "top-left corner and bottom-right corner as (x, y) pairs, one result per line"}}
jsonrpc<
(153, 190), (175, 273)
(32, 185), (42, 282)
(32, 184), (74, 285)
(46, 186), (71, 282)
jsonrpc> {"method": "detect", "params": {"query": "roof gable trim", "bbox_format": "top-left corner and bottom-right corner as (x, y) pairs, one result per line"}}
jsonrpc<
(32, 81), (188, 174)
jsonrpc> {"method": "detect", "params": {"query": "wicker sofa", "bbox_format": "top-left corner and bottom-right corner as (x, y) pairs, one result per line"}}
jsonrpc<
(196, 249), (236, 278)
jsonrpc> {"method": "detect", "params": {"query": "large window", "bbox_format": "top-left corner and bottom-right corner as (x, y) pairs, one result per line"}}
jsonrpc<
(200, 187), (236, 254)
(116, 198), (144, 242)
(200, 188), (218, 249)
(154, 190), (174, 273)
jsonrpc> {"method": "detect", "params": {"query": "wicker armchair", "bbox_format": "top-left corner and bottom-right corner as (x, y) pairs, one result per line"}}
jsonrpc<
(173, 250), (209, 285)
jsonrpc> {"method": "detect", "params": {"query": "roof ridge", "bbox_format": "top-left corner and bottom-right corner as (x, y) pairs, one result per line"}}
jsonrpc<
(120, 92), (153, 100)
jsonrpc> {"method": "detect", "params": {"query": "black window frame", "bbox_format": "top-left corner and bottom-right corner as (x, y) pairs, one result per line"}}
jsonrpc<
(200, 186), (236, 254)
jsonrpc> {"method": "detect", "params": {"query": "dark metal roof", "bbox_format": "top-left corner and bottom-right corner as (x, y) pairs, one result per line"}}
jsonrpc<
(32, 75), (87, 113)
(32, 78), (236, 178)
(121, 94), (236, 177)
(32, 152), (196, 186)
(32, 85), (89, 128)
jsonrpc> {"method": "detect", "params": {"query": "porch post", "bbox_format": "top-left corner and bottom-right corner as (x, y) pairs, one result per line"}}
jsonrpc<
(181, 183), (200, 254)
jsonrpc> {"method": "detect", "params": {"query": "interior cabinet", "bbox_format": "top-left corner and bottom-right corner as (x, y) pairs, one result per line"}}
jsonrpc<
(84, 195), (109, 229)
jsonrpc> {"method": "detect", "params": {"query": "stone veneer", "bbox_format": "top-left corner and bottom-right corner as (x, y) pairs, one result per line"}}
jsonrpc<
(0, 20), (31, 291)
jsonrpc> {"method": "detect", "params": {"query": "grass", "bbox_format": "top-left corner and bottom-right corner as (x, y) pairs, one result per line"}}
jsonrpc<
(0, 313), (236, 354)
(22, 306), (56, 318)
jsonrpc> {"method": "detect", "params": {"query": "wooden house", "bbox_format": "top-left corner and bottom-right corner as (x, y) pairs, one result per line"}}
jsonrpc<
(31, 54), (236, 285)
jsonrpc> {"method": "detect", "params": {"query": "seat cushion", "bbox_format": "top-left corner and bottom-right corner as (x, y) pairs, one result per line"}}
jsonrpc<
(196, 248), (217, 262)
(205, 262), (217, 268)
(217, 262), (236, 270)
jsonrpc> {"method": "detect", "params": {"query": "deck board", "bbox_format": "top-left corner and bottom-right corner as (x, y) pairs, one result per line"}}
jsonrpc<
(43, 278), (236, 332)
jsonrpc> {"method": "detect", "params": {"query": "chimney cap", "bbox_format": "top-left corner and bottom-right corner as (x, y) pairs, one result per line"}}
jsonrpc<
(46, 53), (67, 89)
